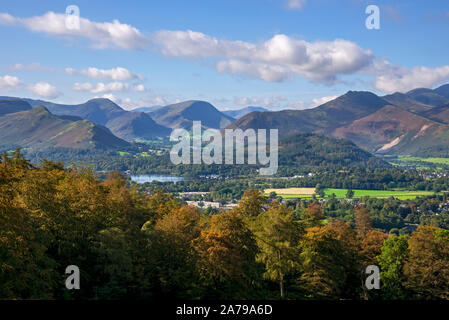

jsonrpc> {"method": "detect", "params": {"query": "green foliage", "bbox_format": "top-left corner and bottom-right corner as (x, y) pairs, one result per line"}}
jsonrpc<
(378, 235), (409, 299)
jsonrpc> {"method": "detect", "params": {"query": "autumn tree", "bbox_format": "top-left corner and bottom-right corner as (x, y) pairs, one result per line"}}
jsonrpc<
(148, 205), (203, 298)
(404, 226), (449, 299)
(298, 222), (361, 299)
(301, 203), (324, 227)
(354, 206), (373, 237)
(235, 189), (266, 217)
(360, 230), (388, 266)
(192, 210), (261, 299)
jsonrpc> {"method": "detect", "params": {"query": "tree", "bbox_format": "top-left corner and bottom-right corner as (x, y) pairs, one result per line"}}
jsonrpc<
(346, 189), (354, 199)
(360, 230), (388, 265)
(235, 189), (266, 217)
(145, 190), (180, 226)
(404, 226), (449, 299)
(149, 205), (203, 298)
(354, 206), (372, 237)
(377, 235), (409, 299)
(192, 210), (261, 299)
(298, 226), (348, 299)
(252, 202), (303, 299)
(301, 203), (324, 227)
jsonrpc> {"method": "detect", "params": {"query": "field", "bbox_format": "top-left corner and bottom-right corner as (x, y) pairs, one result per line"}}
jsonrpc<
(392, 155), (449, 168)
(264, 187), (316, 195)
(264, 187), (437, 200)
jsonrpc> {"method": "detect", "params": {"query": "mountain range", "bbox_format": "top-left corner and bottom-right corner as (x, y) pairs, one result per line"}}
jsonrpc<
(20, 98), (170, 142)
(229, 84), (449, 156)
(3, 83), (449, 157)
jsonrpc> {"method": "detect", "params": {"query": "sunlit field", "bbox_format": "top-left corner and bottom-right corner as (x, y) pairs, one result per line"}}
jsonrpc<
(265, 187), (438, 200)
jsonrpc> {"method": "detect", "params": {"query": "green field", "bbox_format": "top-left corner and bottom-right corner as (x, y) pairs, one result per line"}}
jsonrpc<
(394, 155), (449, 166)
(268, 187), (437, 200)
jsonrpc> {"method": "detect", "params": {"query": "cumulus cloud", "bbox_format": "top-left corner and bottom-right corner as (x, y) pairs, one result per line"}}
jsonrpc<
(286, 0), (306, 11)
(73, 81), (146, 93)
(153, 31), (374, 83)
(0, 75), (21, 91)
(370, 59), (449, 93)
(65, 66), (144, 81)
(0, 11), (147, 49)
(2, 11), (449, 92)
(27, 82), (59, 98)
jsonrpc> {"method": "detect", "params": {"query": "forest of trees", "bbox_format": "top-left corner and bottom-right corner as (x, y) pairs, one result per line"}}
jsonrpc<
(1, 151), (449, 300)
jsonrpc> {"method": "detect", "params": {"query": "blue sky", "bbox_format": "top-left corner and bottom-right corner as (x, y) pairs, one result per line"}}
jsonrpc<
(0, 0), (448, 110)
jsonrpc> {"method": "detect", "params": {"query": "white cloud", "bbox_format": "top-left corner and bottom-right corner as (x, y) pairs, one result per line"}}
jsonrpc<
(153, 31), (374, 83)
(95, 95), (172, 110)
(231, 95), (341, 111)
(2, 11), (449, 92)
(0, 11), (147, 49)
(371, 59), (449, 93)
(217, 60), (291, 82)
(27, 82), (59, 99)
(311, 95), (338, 106)
(73, 81), (146, 93)
(0, 75), (21, 91)
(233, 95), (287, 108)
(65, 66), (144, 81)
(286, 0), (306, 11)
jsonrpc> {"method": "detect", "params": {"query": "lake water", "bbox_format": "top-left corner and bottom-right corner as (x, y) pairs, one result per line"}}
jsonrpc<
(130, 175), (184, 184)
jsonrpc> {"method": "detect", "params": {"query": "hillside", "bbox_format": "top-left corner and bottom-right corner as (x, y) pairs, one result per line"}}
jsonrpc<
(227, 85), (449, 156)
(279, 133), (390, 169)
(0, 106), (129, 151)
(228, 91), (390, 138)
(330, 105), (446, 154)
(148, 100), (235, 130)
(405, 88), (449, 107)
(222, 106), (268, 119)
(22, 98), (170, 141)
(0, 99), (32, 116)
(382, 92), (433, 113)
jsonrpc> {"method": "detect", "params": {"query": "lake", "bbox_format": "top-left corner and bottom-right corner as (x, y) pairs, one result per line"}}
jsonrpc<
(130, 175), (184, 184)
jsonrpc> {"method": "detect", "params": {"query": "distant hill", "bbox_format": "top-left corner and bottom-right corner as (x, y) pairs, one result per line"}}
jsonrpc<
(433, 84), (449, 100)
(279, 133), (391, 169)
(382, 92), (433, 113)
(0, 106), (130, 151)
(227, 84), (449, 156)
(405, 88), (449, 107)
(0, 99), (32, 116)
(21, 98), (170, 141)
(331, 105), (448, 154)
(222, 106), (269, 119)
(228, 91), (390, 138)
(148, 100), (235, 130)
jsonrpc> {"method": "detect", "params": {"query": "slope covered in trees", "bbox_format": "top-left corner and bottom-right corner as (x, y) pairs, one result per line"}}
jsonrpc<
(1, 152), (448, 300)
